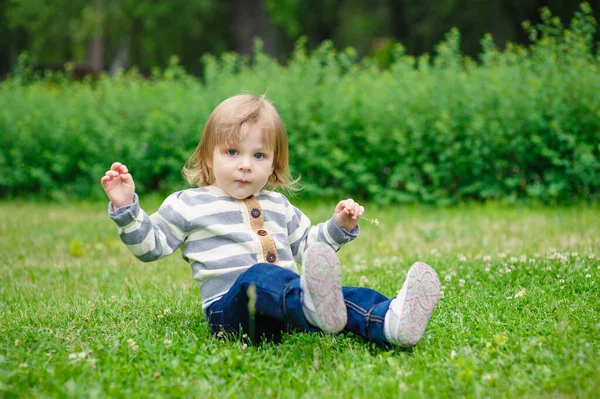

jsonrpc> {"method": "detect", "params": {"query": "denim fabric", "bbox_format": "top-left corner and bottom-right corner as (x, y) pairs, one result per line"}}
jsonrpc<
(206, 263), (392, 347)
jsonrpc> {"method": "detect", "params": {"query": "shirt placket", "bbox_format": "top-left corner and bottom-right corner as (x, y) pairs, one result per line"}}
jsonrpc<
(243, 196), (279, 265)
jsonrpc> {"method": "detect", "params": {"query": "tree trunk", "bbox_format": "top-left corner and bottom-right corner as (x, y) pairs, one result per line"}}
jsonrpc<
(109, 35), (131, 75)
(86, 0), (105, 73)
(230, 0), (277, 57)
(388, 0), (409, 40)
(488, 0), (505, 49)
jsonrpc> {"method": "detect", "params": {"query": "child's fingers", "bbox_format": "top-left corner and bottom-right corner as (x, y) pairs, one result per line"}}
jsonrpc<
(343, 198), (355, 212)
(344, 200), (363, 219)
(105, 170), (117, 177)
(110, 162), (129, 174)
(336, 198), (364, 220)
(119, 173), (132, 182)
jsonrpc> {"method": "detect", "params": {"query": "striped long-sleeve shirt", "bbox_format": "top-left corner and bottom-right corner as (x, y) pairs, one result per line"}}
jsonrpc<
(109, 185), (358, 309)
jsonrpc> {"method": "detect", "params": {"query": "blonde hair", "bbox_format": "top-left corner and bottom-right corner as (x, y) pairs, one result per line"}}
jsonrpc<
(183, 93), (298, 191)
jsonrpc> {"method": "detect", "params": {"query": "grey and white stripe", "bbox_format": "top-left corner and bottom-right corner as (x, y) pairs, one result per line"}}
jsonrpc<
(109, 185), (358, 309)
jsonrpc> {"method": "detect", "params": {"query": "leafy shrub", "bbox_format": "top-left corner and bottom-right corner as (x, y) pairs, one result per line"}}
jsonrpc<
(1, 3), (599, 204)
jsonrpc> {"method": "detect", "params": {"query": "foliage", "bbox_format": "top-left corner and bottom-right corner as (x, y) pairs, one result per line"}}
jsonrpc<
(4, 0), (228, 74)
(2, 0), (598, 76)
(1, 3), (599, 204)
(1, 201), (599, 397)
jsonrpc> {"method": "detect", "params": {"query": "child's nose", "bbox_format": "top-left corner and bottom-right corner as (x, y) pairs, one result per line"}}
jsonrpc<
(238, 157), (252, 171)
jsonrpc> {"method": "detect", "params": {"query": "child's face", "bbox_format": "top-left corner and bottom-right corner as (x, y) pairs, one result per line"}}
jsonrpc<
(211, 123), (275, 199)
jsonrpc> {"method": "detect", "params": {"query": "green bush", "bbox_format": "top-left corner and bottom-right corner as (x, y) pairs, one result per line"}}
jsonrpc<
(1, 3), (599, 204)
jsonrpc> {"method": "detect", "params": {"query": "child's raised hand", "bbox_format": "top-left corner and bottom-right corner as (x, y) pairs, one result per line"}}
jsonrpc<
(100, 162), (135, 209)
(334, 198), (365, 232)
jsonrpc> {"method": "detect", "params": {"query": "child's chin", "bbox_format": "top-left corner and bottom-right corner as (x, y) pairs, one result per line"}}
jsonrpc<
(229, 189), (254, 199)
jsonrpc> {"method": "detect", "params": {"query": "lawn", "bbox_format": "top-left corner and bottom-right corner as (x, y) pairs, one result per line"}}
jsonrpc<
(1, 199), (599, 398)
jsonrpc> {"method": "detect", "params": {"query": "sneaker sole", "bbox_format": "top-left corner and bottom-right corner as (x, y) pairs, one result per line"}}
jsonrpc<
(302, 243), (347, 334)
(396, 262), (440, 346)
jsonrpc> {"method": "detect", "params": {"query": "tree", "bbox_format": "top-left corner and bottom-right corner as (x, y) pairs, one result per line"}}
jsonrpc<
(4, 0), (228, 74)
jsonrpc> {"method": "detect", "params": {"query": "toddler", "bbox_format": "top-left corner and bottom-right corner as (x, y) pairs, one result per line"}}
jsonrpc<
(101, 93), (440, 348)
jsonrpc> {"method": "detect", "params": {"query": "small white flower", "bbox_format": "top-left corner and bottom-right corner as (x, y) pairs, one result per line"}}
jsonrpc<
(483, 256), (492, 263)
(127, 339), (139, 352)
(14, 339), (20, 346)
(515, 288), (526, 298)
(445, 275), (452, 282)
(458, 279), (465, 287)
(164, 339), (172, 349)
(585, 274), (591, 278)
(559, 279), (565, 284)
(458, 254), (467, 262)
(359, 275), (369, 286)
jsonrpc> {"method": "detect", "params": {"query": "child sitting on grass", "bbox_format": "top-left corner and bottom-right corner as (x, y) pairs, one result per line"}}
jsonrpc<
(101, 93), (440, 348)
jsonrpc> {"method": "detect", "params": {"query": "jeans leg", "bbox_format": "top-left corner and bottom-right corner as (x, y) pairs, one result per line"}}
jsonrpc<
(206, 263), (317, 342)
(342, 286), (393, 348)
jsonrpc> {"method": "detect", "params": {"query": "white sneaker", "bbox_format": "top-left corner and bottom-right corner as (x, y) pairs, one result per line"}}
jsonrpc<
(384, 262), (440, 347)
(300, 243), (347, 334)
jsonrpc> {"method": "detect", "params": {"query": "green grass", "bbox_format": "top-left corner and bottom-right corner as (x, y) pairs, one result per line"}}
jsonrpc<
(1, 200), (599, 398)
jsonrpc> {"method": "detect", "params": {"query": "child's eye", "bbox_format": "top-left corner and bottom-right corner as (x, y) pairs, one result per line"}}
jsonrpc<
(254, 153), (265, 160)
(227, 149), (238, 156)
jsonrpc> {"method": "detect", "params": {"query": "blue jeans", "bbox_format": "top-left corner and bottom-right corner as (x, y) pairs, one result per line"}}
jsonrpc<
(206, 263), (393, 348)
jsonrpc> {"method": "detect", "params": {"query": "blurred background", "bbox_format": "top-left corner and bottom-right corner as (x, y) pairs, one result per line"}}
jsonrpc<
(2, 1), (599, 204)
(1, 0), (599, 77)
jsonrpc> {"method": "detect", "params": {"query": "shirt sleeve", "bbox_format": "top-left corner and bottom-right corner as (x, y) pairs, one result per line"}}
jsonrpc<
(108, 192), (187, 262)
(285, 199), (359, 265)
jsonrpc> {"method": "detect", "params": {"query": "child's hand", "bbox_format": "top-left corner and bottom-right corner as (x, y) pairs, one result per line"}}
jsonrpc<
(100, 162), (135, 209)
(334, 198), (365, 232)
